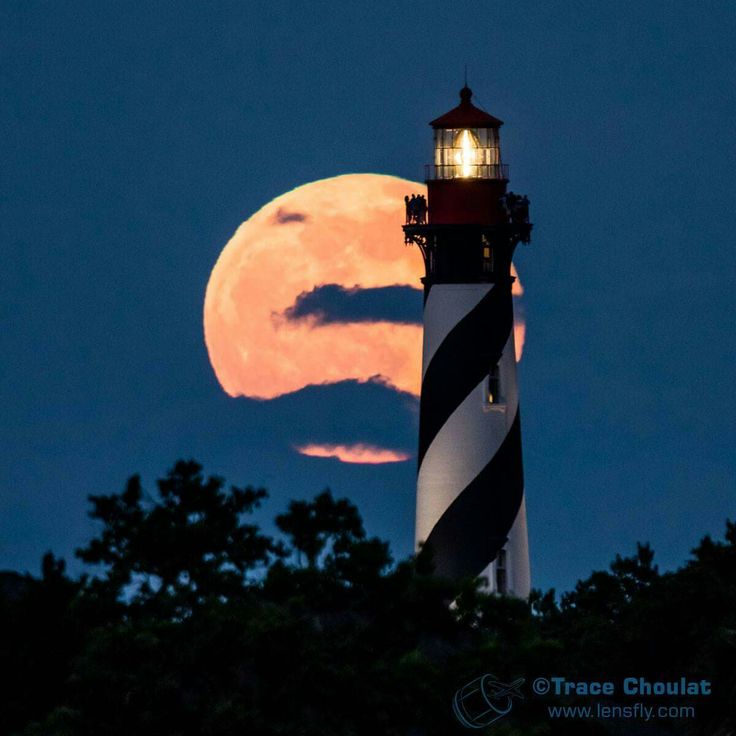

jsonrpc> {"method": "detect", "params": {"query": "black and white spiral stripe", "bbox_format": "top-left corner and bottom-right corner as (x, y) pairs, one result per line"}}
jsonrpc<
(416, 281), (524, 581)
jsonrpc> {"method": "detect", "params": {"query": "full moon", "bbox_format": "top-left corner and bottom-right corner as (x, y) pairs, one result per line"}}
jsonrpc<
(204, 173), (524, 401)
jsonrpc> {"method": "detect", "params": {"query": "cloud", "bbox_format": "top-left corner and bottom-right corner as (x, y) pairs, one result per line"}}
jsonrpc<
(268, 378), (417, 465)
(294, 442), (411, 464)
(274, 207), (308, 224)
(283, 284), (422, 326)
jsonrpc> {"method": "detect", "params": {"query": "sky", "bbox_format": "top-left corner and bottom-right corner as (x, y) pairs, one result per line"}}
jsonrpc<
(1, 0), (734, 594)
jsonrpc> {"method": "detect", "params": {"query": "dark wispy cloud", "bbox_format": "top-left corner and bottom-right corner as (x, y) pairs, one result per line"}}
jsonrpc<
(274, 207), (308, 224)
(283, 284), (422, 326)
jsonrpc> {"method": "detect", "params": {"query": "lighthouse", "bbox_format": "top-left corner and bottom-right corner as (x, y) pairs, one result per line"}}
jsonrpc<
(404, 86), (532, 597)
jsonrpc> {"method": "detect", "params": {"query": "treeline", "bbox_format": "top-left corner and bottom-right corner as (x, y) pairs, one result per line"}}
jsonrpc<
(0, 461), (734, 735)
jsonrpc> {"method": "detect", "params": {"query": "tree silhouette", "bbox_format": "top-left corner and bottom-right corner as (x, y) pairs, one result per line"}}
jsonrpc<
(0, 460), (732, 735)
(76, 460), (278, 617)
(274, 489), (366, 568)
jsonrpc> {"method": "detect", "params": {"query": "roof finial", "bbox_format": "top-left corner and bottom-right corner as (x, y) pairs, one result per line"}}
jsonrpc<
(460, 66), (472, 103)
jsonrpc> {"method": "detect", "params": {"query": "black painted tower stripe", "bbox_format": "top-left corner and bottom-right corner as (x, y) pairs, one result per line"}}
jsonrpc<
(423, 409), (524, 580)
(418, 282), (513, 468)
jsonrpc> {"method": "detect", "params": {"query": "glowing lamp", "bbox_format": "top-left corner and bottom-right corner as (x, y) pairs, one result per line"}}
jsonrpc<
(453, 129), (480, 177)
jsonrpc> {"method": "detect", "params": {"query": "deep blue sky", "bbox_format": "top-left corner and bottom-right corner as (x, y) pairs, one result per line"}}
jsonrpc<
(1, 1), (734, 593)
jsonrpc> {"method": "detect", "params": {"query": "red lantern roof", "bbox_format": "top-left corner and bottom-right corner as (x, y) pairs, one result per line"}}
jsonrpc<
(429, 86), (504, 129)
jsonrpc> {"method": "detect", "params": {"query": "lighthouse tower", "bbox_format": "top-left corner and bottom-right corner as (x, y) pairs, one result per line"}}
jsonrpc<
(404, 87), (532, 597)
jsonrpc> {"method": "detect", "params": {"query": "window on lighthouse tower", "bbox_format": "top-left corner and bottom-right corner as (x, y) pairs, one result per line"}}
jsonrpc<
(482, 240), (494, 274)
(496, 549), (508, 594)
(485, 363), (503, 405)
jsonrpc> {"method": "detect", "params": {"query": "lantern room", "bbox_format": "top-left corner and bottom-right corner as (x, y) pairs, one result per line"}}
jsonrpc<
(423, 86), (510, 225)
(403, 86), (532, 285)
(428, 86), (507, 181)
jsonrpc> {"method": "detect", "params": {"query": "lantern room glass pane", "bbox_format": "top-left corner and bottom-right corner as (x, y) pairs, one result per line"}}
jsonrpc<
(431, 127), (504, 180)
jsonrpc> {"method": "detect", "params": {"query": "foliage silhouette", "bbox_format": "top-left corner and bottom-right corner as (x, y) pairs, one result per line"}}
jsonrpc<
(0, 461), (733, 735)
